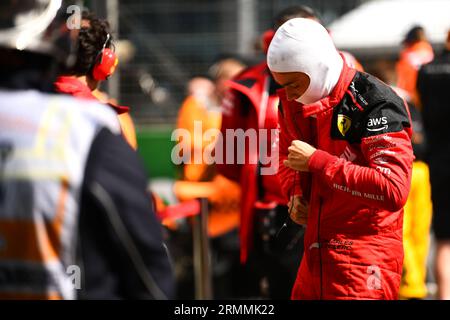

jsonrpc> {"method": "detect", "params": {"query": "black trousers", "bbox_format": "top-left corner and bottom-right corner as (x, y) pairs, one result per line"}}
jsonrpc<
(239, 205), (305, 300)
(429, 166), (450, 240)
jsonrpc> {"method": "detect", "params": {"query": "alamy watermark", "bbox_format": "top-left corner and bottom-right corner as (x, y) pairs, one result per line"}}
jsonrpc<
(171, 121), (279, 176)
(66, 5), (82, 30)
(366, 265), (382, 290)
(67, 265), (81, 290)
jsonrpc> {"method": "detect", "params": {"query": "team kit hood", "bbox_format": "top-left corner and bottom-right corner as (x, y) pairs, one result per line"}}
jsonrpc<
(267, 18), (343, 105)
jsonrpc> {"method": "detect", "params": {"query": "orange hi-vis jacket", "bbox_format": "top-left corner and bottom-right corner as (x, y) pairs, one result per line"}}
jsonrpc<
(396, 41), (434, 106)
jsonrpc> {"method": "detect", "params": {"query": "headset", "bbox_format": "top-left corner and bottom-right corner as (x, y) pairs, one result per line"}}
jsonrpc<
(91, 33), (119, 81)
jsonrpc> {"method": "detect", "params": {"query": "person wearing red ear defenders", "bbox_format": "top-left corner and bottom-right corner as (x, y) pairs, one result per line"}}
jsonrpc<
(54, 10), (137, 149)
(90, 33), (119, 82)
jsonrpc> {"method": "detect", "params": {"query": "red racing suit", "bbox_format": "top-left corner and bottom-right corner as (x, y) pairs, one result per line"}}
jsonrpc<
(278, 61), (414, 299)
(218, 62), (286, 263)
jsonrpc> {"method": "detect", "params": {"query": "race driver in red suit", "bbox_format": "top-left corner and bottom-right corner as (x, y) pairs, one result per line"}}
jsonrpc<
(217, 6), (326, 299)
(268, 18), (414, 299)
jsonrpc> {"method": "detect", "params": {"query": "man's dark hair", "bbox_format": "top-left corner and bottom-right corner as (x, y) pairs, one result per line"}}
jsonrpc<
(402, 25), (425, 46)
(273, 5), (320, 30)
(71, 11), (113, 77)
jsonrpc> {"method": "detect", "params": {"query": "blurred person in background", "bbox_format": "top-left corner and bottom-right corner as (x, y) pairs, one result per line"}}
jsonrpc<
(268, 18), (413, 299)
(370, 62), (433, 300)
(177, 56), (246, 182)
(396, 25), (434, 107)
(54, 10), (138, 149)
(177, 76), (219, 182)
(210, 57), (248, 105)
(399, 91), (432, 300)
(0, 0), (174, 299)
(173, 58), (245, 298)
(394, 88), (432, 300)
(417, 30), (450, 300)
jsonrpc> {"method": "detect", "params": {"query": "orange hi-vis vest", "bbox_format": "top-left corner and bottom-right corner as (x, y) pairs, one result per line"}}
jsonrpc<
(396, 41), (434, 105)
(0, 91), (120, 299)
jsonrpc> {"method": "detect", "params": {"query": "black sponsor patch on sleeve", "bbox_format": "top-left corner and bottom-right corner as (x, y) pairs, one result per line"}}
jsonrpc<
(330, 72), (411, 142)
(362, 102), (411, 138)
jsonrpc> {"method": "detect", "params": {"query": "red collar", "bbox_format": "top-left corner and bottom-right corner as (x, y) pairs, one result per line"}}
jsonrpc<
(301, 58), (356, 118)
(54, 76), (130, 114)
(106, 101), (130, 115)
(55, 76), (94, 100)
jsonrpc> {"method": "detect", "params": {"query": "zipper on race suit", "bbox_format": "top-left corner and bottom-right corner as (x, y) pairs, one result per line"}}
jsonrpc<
(317, 197), (323, 300)
(310, 114), (323, 299)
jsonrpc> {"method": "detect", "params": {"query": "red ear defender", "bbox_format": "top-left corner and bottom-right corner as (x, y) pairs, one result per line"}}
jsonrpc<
(92, 48), (119, 81)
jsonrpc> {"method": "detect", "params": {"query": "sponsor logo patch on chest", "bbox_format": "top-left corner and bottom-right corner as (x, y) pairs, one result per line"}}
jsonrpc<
(337, 115), (352, 137)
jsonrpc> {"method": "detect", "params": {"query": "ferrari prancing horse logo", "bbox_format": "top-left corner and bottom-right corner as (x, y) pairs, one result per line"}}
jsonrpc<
(337, 115), (352, 137)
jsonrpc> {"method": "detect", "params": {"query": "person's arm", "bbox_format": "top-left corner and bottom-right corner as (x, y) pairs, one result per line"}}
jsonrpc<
(78, 128), (175, 300)
(288, 102), (414, 212)
(277, 105), (303, 199)
(216, 90), (247, 182)
(309, 130), (413, 211)
(277, 102), (310, 225)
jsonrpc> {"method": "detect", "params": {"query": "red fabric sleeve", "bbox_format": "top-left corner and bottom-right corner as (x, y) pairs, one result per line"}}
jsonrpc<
(216, 90), (245, 183)
(308, 130), (414, 211)
(277, 108), (303, 199)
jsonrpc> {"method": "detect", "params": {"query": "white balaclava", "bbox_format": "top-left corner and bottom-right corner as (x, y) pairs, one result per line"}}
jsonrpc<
(267, 18), (344, 105)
